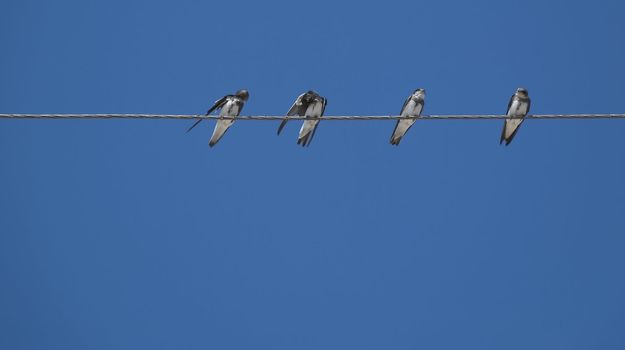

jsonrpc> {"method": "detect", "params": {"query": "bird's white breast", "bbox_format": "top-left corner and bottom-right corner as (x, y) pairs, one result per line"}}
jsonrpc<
(508, 99), (528, 117)
(220, 99), (241, 117)
(306, 100), (323, 117)
(401, 99), (423, 117)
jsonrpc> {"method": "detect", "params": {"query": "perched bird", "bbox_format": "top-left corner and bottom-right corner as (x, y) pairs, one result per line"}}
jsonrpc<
(500, 87), (531, 146)
(186, 89), (249, 147)
(277, 90), (327, 147)
(390, 88), (426, 145)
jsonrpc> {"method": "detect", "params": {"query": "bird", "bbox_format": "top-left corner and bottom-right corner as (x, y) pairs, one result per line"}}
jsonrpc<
(277, 90), (327, 147)
(500, 87), (531, 146)
(390, 88), (426, 145)
(186, 89), (249, 147)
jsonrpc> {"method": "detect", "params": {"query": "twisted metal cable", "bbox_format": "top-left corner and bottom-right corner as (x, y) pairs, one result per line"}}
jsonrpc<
(1, 114), (625, 120)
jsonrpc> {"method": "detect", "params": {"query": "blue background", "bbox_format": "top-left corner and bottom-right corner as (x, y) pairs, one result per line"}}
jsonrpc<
(2, 0), (625, 349)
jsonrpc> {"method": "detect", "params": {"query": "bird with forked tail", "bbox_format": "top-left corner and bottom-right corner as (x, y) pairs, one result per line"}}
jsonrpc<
(187, 89), (249, 147)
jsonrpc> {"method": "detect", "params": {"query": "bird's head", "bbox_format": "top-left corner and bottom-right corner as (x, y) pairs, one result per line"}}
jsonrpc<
(303, 90), (318, 102)
(235, 89), (249, 101)
(413, 88), (426, 98)
(516, 87), (528, 97)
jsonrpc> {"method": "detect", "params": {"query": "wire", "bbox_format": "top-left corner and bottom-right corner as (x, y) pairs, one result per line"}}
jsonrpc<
(1, 114), (625, 120)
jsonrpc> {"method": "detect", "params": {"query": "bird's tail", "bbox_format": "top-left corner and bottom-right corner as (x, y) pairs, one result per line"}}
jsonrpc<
(297, 133), (308, 146)
(390, 135), (402, 146)
(500, 119), (524, 146)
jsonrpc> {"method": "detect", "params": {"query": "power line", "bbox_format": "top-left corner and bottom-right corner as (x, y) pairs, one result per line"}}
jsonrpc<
(1, 114), (625, 120)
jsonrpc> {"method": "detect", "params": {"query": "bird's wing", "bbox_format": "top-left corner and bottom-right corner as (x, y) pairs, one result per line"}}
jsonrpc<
(390, 120), (402, 143)
(186, 117), (205, 133)
(506, 94), (515, 115)
(399, 94), (413, 115)
(186, 95), (230, 133)
(278, 93), (307, 135)
(206, 96), (229, 115)
(287, 93), (307, 116)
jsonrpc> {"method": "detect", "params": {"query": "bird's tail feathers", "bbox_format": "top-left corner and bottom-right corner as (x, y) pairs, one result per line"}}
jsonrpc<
(390, 135), (401, 146)
(297, 133), (307, 146)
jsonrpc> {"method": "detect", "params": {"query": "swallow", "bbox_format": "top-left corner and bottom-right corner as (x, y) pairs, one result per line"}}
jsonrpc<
(186, 89), (249, 147)
(277, 90), (327, 147)
(390, 88), (426, 145)
(500, 87), (531, 146)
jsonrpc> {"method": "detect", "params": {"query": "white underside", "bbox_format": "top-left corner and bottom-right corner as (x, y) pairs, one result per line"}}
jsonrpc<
(298, 101), (324, 140)
(504, 99), (528, 139)
(210, 99), (240, 145)
(391, 100), (422, 141)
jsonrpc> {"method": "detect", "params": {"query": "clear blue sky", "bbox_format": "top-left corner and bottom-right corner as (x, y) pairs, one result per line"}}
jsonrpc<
(1, 0), (625, 349)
